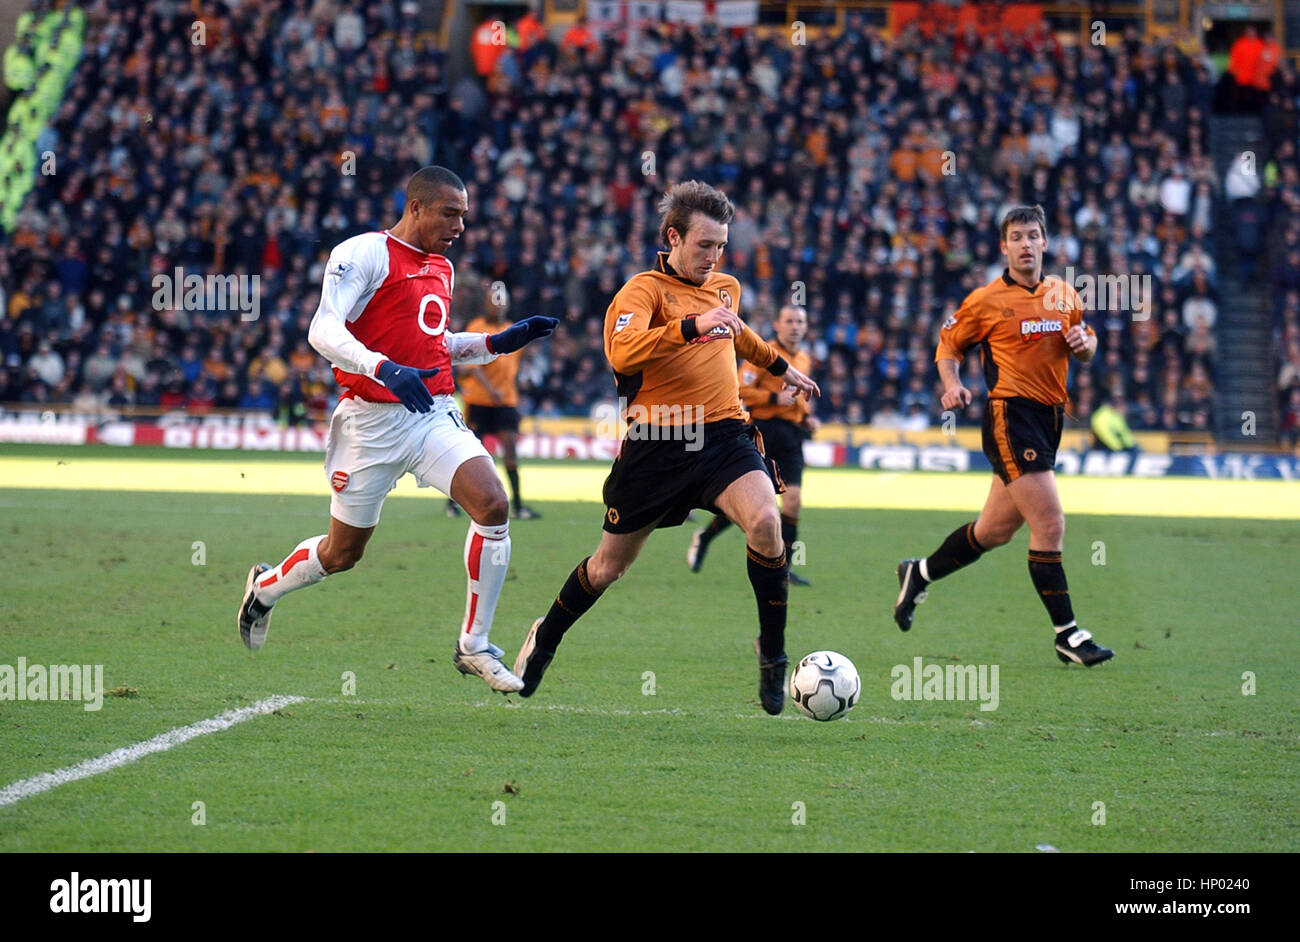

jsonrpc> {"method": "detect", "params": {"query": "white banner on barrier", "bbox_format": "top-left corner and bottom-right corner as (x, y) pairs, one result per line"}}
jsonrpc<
(716, 0), (759, 27)
(664, 0), (705, 25)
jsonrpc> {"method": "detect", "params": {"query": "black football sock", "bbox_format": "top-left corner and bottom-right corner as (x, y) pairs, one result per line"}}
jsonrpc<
(747, 546), (788, 660)
(701, 514), (731, 543)
(1027, 550), (1076, 628)
(923, 521), (986, 582)
(536, 556), (603, 652)
(780, 514), (798, 560)
(506, 465), (521, 513)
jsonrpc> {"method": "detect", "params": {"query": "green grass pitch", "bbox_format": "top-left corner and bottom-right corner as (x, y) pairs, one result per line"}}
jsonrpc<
(0, 462), (1296, 851)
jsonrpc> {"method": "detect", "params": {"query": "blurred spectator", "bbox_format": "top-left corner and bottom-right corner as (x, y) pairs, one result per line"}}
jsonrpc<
(1180, 270), (1218, 329)
(1226, 26), (1264, 112)
(1278, 341), (1300, 394)
(1225, 151), (1262, 201)
(1281, 386), (1300, 446)
(1252, 25), (1280, 98)
(1232, 197), (1266, 282)
(1158, 165), (1191, 216)
(1091, 395), (1138, 453)
(28, 338), (64, 386)
(471, 16), (510, 80)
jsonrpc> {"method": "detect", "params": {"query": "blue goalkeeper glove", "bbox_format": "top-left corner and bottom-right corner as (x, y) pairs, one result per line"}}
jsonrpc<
(376, 360), (440, 413)
(487, 316), (559, 354)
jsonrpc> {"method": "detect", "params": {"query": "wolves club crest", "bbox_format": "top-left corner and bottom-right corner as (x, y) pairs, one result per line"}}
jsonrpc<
(718, 288), (733, 310)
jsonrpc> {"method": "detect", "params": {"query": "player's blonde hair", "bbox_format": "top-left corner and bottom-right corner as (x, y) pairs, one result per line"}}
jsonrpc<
(658, 181), (734, 247)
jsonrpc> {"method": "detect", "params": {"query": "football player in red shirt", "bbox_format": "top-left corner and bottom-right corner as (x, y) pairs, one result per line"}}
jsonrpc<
(237, 167), (557, 692)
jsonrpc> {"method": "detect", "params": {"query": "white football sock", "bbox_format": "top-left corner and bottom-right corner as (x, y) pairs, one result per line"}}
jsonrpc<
(460, 520), (510, 653)
(255, 535), (328, 606)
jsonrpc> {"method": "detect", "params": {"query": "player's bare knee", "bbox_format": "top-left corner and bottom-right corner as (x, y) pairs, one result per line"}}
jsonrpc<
(329, 554), (361, 573)
(470, 489), (509, 525)
(587, 555), (626, 590)
(1032, 516), (1065, 548)
(986, 527), (1015, 548)
(975, 519), (1016, 548)
(747, 510), (783, 557)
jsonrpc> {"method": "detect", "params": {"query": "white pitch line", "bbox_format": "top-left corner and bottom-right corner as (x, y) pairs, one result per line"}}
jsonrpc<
(0, 695), (304, 809)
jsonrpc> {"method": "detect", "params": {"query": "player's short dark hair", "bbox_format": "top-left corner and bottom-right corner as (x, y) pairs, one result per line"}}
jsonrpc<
(999, 204), (1047, 242)
(407, 166), (466, 207)
(658, 180), (734, 247)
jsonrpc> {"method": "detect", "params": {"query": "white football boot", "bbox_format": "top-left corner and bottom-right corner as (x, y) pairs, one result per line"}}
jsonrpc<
(453, 640), (524, 692)
(238, 563), (275, 650)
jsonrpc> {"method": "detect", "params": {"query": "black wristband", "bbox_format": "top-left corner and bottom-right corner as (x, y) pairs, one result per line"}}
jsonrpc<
(767, 355), (789, 376)
(681, 317), (699, 342)
(768, 392), (777, 404)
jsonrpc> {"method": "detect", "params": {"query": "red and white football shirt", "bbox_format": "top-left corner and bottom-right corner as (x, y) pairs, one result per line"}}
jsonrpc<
(308, 230), (495, 402)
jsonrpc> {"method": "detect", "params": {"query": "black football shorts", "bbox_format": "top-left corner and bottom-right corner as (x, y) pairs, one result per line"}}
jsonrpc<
(752, 417), (805, 487)
(601, 418), (783, 533)
(982, 396), (1064, 484)
(464, 404), (520, 436)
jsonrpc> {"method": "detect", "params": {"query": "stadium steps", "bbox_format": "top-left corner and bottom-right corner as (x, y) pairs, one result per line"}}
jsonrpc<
(1208, 115), (1279, 444)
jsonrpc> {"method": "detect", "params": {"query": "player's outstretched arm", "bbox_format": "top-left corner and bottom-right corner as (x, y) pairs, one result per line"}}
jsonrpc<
(780, 363), (821, 400)
(734, 323), (810, 395)
(486, 316), (560, 354)
(446, 332), (495, 365)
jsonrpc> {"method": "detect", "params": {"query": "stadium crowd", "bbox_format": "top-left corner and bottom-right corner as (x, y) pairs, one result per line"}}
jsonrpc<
(1258, 56), (1300, 444)
(0, 0), (1240, 437)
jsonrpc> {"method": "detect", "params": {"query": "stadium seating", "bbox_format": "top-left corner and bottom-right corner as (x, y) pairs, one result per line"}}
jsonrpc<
(0, 1), (1236, 437)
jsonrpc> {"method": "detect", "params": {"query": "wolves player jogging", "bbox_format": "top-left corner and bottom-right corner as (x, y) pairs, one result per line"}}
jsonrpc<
(236, 167), (558, 692)
(512, 181), (820, 714)
(892, 205), (1114, 667)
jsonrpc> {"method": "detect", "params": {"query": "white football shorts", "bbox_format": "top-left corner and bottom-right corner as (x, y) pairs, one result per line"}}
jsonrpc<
(323, 394), (491, 528)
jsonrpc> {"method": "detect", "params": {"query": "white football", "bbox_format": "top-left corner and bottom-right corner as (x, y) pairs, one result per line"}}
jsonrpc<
(789, 650), (861, 721)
